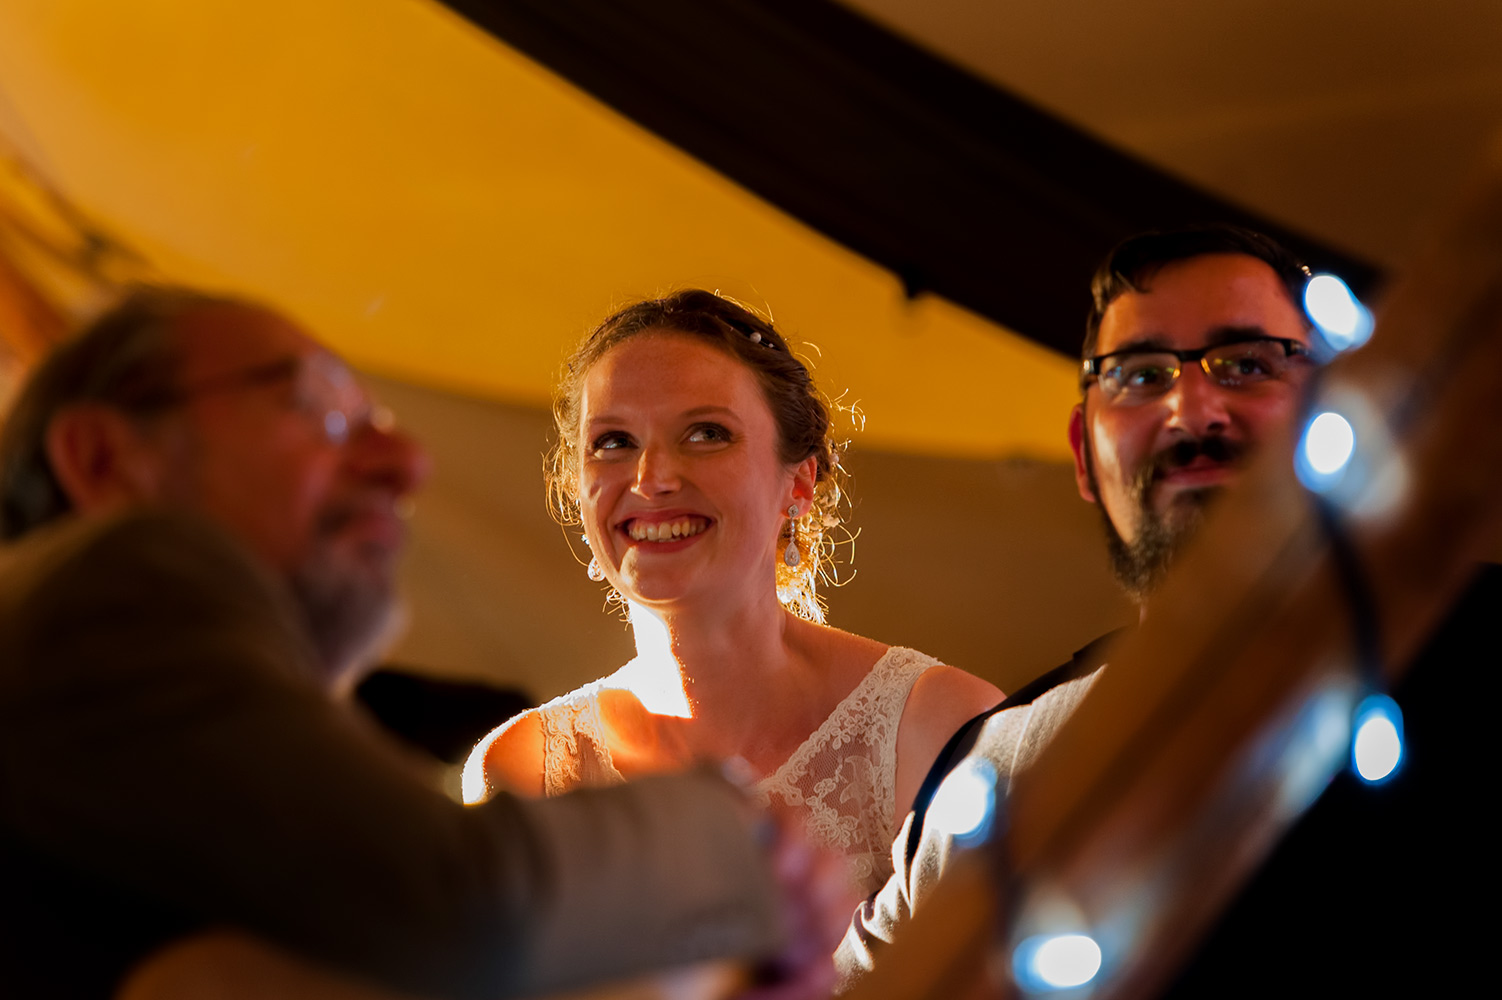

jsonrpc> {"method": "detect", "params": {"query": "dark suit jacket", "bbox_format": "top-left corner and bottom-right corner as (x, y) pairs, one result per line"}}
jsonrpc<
(0, 511), (782, 998)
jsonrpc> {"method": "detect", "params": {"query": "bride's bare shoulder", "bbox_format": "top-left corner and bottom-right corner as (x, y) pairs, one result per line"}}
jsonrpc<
(463, 709), (546, 802)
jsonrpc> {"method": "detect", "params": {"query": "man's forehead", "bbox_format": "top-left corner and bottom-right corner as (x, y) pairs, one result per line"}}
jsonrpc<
(172, 302), (334, 377)
(1096, 253), (1308, 354)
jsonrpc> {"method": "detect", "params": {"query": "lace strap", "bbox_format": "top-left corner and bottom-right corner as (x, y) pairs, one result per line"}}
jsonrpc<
(758, 647), (939, 824)
(537, 685), (622, 796)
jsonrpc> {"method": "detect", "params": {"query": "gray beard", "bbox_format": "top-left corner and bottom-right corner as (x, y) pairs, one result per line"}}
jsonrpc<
(288, 543), (400, 696)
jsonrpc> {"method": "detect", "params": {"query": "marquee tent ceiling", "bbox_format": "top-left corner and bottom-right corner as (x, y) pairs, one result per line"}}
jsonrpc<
(442, 0), (1379, 358)
(0, 0), (1076, 460)
(9, 1), (1489, 460)
(846, 0), (1502, 273)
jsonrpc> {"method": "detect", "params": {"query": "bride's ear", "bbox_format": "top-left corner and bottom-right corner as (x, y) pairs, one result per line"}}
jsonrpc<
(790, 454), (819, 509)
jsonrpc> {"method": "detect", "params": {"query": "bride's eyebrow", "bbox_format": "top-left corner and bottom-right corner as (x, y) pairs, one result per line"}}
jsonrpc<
(680, 406), (737, 419)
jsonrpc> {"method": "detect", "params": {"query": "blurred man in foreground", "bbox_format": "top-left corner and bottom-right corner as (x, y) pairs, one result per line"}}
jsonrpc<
(0, 288), (838, 999)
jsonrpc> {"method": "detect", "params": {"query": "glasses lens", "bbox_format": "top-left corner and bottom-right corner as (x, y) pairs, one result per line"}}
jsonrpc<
(1100, 353), (1180, 399)
(293, 356), (372, 443)
(1203, 340), (1295, 386)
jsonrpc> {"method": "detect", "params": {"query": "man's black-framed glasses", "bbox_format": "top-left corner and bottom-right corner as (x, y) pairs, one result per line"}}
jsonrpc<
(1081, 336), (1314, 404)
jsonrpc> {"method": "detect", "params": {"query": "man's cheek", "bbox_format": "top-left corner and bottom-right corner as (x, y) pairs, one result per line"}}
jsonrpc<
(1089, 421), (1127, 486)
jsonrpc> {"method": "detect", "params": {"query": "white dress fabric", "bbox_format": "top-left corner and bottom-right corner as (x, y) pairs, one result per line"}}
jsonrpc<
(534, 647), (941, 894)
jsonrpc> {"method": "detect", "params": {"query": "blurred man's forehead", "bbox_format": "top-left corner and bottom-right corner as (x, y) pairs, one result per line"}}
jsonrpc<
(171, 302), (323, 378)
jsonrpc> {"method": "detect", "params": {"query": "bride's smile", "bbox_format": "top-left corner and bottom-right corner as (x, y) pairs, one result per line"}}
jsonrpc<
(578, 331), (810, 611)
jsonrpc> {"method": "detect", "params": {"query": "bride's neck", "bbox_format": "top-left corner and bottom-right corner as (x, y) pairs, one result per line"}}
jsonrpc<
(626, 598), (800, 709)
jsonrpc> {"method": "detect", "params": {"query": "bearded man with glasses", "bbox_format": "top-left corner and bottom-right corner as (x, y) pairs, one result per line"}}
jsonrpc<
(840, 225), (1327, 984)
(841, 224), (1495, 999)
(1069, 227), (1319, 601)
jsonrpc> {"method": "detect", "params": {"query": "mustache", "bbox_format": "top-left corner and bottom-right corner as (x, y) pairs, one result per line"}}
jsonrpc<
(1130, 435), (1245, 497)
(314, 496), (406, 541)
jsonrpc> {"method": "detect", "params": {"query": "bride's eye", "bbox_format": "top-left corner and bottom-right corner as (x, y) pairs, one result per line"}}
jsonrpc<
(589, 431), (634, 454)
(686, 423), (732, 444)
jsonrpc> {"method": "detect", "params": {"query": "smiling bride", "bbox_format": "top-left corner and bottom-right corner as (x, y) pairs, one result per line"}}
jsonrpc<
(464, 290), (1000, 892)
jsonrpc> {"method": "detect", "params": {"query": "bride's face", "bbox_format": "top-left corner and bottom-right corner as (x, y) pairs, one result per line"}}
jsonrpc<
(576, 331), (811, 612)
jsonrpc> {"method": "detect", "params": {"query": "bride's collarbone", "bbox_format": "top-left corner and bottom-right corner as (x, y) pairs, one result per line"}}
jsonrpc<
(594, 692), (811, 778)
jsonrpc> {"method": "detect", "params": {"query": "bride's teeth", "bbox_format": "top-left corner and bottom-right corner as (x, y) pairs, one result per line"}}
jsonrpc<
(630, 517), (705, 541)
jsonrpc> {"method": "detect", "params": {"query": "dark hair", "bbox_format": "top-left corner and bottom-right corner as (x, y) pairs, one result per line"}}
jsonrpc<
(546, 289), (845, 622)
(0, 285), (233, 540)
(1083, 225), (1312, 363)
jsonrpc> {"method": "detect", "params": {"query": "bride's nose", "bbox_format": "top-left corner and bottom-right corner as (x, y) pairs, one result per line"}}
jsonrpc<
(632, 444), (682, 497)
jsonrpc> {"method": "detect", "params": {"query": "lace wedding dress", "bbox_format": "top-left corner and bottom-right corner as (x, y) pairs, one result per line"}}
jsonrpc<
(533, 647), (939, 893)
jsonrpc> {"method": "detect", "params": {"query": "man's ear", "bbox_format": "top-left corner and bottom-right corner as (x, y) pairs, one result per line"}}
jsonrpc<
(45, 405), (170, 515)
(1068, 403), (1098, 504)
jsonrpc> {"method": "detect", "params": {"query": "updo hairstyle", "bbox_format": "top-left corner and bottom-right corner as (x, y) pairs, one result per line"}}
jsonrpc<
(546, 289), (845, 622)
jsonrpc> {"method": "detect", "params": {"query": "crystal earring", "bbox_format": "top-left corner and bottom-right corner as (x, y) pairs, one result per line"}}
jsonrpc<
(582, 532), (606, 581)
(783, 504), (801, 568)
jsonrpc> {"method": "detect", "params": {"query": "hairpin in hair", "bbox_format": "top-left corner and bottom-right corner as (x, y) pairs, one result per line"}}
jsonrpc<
(744, 328), (782, 350)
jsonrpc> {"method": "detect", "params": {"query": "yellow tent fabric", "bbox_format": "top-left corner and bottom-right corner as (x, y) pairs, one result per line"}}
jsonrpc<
(0, 0), (1078, 460)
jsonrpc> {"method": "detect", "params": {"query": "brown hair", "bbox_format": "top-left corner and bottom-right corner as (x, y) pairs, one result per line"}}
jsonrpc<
(546, 289), (846, 622)
(0, 286), (236, 540)
(1082, 224), (1312, 371)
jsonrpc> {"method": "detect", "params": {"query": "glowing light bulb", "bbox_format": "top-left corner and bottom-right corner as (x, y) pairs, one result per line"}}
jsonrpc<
(1304, 412), (1355, 474)
(929, 757), (997, 845)
(1013, 933), (1103, 991)
(1304, 273), (1373, 351)
(1296, 410), (1356, 492)
(1352, 694), (1404, 783)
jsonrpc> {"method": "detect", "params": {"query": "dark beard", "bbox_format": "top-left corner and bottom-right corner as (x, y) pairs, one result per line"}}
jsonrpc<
(1090, 436), (1242, 602)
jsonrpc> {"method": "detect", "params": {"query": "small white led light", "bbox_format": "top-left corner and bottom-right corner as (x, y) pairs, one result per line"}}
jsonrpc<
(1352, 694), (1404, 783)
(929, 756), (998, 845)
(1304, 412), (1356, 475)
(1304, 273), (1374, 352)
(1013, 933), (1103, 991)
(1296, 410), (1356, 492)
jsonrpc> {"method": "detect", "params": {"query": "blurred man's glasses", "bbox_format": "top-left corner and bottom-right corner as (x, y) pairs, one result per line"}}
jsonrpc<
(151, 354), (390, 445)
(1081, 336), (1314, 404)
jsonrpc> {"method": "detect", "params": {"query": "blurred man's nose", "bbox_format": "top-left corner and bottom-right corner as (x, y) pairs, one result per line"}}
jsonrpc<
(351, 418), (431, 496)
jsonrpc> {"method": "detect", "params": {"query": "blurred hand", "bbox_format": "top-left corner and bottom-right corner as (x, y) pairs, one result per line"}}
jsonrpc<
(734, 802), (858, 1000)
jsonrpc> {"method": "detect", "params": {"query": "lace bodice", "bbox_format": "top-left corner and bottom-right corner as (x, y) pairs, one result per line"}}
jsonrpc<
(534, 647), (940, 894)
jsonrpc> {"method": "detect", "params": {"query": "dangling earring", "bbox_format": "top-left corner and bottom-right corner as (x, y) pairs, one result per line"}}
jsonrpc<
(582, 532), (606, 581)
(784, 504), (801, 568)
